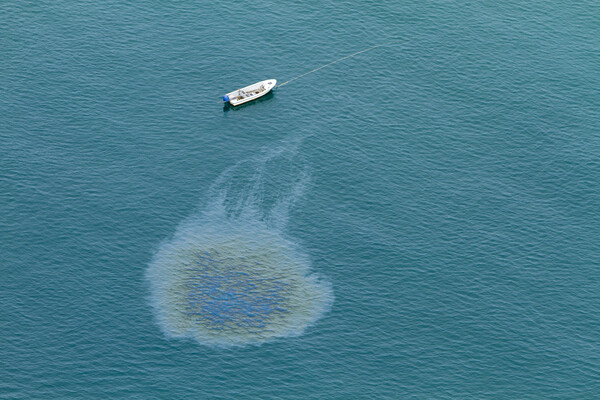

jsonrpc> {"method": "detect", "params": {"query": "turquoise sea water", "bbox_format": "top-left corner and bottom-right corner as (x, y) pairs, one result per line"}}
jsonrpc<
(2, 1), (599, 398)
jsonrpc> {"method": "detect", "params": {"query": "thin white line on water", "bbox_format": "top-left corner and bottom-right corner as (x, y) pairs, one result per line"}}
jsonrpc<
(276, 43), (388, 88)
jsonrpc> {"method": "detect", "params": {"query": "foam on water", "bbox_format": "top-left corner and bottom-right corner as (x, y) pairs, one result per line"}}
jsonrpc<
(146, 142), (333, 347)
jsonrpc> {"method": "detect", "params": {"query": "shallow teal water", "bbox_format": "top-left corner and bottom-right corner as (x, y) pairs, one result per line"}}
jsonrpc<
(2, 1), (600, 398)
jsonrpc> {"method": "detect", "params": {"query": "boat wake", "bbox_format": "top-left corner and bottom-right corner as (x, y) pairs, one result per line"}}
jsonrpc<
(146, 140), (333, 347)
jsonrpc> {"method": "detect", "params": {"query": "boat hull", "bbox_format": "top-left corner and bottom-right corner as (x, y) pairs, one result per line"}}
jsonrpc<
(224, 79), (276, 106)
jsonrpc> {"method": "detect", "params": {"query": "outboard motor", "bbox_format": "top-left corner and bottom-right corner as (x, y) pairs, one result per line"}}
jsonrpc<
(222, 94), (230, 103)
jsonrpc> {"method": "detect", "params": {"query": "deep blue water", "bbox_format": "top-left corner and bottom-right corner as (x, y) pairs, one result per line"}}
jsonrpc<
(2, 0), (599, 398)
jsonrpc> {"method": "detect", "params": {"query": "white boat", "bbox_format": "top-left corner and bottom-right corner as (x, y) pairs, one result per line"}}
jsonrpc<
(223, 79), (276, 106)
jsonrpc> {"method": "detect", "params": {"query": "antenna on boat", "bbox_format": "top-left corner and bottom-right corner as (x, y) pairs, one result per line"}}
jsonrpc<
(276, 43), (388, 88)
